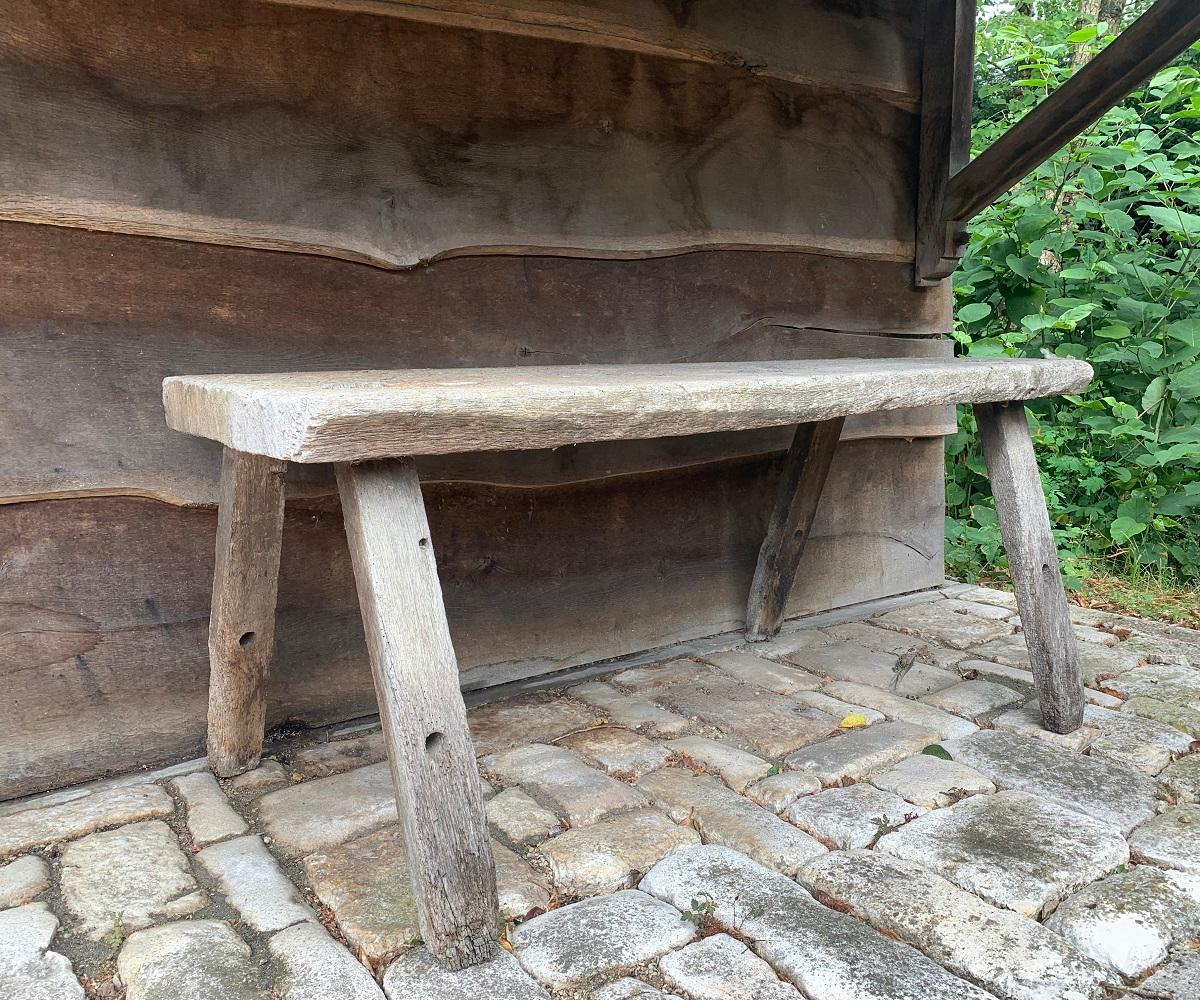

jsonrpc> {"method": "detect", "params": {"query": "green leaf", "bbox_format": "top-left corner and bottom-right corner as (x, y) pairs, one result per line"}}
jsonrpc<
(1095, 323), (1133, 340)
(1077, 165), (1103, 194)
(1066, 26), (1098, 43)
(957, 302), (992, 324)
(921, 745), (953, 761)
(1058, 268), (1091, 280)
(1142, 376), (1167, 413)
(1170, 362), (1200, 401)
(1109, 516), (1148, 544)
(1138, 204), (1200, 238)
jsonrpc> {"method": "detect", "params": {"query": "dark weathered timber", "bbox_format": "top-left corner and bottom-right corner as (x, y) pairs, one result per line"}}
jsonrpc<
(914, 0), (976, 285)
(336, 459), (498, 970)
(974, 402), (1083, 733)
(745, 417), (845, 641)
(947, 0), (1200, 226)
(206, 449), (288, 776)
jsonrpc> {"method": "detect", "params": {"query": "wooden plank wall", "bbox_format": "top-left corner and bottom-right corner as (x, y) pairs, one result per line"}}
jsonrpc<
(0, 0), (951, 798)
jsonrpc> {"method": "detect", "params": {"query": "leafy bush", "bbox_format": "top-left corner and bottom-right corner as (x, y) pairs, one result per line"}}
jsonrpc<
(948, 3), (1200, 588)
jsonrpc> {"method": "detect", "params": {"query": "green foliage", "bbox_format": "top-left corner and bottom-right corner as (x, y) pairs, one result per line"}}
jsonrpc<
(949, 3), (1200, 586)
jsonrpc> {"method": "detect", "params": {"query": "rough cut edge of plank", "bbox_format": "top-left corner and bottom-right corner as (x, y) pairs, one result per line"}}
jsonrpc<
(163, 358), (1094, 462)
(262, 0), (921, 105)
(0, 203), (915, 271)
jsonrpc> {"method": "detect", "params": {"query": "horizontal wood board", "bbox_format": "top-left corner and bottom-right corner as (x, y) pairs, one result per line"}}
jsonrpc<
(164, 357), (1092, 462)
(0, 438), (945, 799)
(0, 0), (918, 268)
(0, 224), (952, 505)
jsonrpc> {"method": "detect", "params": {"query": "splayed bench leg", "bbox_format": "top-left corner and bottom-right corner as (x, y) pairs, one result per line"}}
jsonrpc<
(974, 401), (1083, 733)
(745, 417), (845, 642)
(336, 458), (498, 970)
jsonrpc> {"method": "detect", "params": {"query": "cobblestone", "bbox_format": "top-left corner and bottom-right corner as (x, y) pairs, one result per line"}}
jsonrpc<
(559, 726), (672, 779)
(493, 841), (551, 920)
(170, 771), (248, 846)
(785, 785), (924, 850)
(1159, 753), (1200, 801)
(990, 703), (1101, 751)
(0, 903), (84, 999)
(872, 600), (1016, 649)
(641, 845), (994, 1000)
(799, 850), (1107, 1000)
(782, 721), (937, 786)
(1082, 703), (1195, 774)
(946, 729), (1160, 833)
(60, 820), (206, 939)
(699, 649), (822, 695)
(659, 934), (802, 1000)
(197, 833), (313, 933)
(468, 696), (598, 756)
(510, 889), (696, 989)
(877, 790), (1129, 917)
(664, 736), (772, 792)
(270, 920), (385, 1000)
(290, 731), (387, 778)
(610, 659), (706, 692)
(117, 920), (260, 1000)
(819, 622), (965, 669)
(821, 681), (978, 740)
(1121, 694), (1200, 737)
(744, 771), (821, 813)
(257, 762), (398, 856)
(1141, 950), (1200, 997)
(1129, 803), (1200, 873)
(487, 788), (563, 849)
(0, 784), (173, 855)
(868, 753), (995, 808)
(228, 759), (290, 796)
(0, 854), (49, 908)
(779, 642), (961, 696)
(569, 682), (691, 737)
(596, 978), (680, 999)
(538, 808), (698, 897)
(919, 679), (1024, 721)
(384, 946), (549, 1000)
(483, 744), (648, 827)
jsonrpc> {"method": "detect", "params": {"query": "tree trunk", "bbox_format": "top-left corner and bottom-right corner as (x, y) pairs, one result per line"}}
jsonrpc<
(1073, 0), (1103, 66)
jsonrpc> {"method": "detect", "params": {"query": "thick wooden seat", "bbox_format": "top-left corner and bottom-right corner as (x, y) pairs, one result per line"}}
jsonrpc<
(163, 357), (1092, 461)
(164, 355), (1091, 972)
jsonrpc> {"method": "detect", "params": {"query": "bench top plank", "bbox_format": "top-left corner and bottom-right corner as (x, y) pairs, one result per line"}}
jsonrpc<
(163, 357), (1092, 462)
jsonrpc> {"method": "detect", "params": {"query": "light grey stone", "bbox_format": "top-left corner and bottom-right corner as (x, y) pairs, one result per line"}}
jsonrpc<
(570, 682), (691, 737)
(1084, 687), (1123, 709)
(117, 920), (259, 1000)
(953, 585), (1018, 608)
(640, 845), (994, 1000)
(664, 736), (772, 792)
(228, 759), (290, 796)
(1122, 695), (1200, 738)
(990, 703), (1101, 751)
(258, 762), (398, 856)
(969, 634), (1158, 686)
(876, 790), (1129, 917)
(745, 771), (821, 813)
(170, 771), (248, 847)
(60, 820), (207, 940)
(384, 946), (549, 1000)
(636, 769), (825, 876)
(820, 681), (978, 740)
(559, 727), (672, 779)
(789, 690), (886, 724)
(468, 695), (598, 756)
(799, 850), (1107, 1000)
(786, 785), (924, 850)
(0, 784), (173, 855)
(920, 679), (1024, 721)
(270, 920), (385, 1000)
(945, 729), (1161, 834)
(1109, 663), (1200, 703)
(197, 834), (314, 933)
(699, 649), (822, 695)
(652, 673), (838, 758)
(290, 731), (387, 777)
(0, 903), (85, 1000)
(749, 629), (834, 661)
(1129, 804), (1200, 873)
(483, 745), (648, 827)
(1141, 950), (1200, 997)
(538, 808), (699, 897)
(510, 889), (695, 989)
(659, 934), (802, 1000)
(493, 841), (551, 921)
(780, 642), (961, 696)
(610, 659), (707, 693)
(782, 721), (938, 786)
(1083, 703), (1195, 775)
(0, 854), (49, 908)
(818, 622), (965, 669)
(595, 978), (680, 999)
(954, 659), (1041, 699)
(1043, 866), (1200, 981)
(487, 788), (563, 849)
(873, 600), (1015, 649)
(1160, 753), (1200, 802)
(869, 753), (995, 808)
(302, 826), (420, 964)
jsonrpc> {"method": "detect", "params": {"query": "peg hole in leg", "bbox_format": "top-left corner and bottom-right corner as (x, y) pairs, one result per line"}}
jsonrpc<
(238, 631), (255, 648)
(418, 537), (429, 548)
(425, 731), (446, 757)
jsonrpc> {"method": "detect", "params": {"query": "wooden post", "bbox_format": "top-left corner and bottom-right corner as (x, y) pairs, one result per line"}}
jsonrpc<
(206, 448), (287, 777)
(336, 459), (498, 971)
(974, 402), (1084, 733)
(745, 417), (844, 642)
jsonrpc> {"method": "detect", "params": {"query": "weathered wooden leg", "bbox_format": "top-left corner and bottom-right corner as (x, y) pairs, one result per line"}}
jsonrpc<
(206, 448), (287, 777)
(745, 417), (844, 641)
(974, 401), (1083, 733)
(336, 458), (498, 971)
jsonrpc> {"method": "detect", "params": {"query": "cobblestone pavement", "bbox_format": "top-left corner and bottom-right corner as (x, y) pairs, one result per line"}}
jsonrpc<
(3, 584), (1200, 999)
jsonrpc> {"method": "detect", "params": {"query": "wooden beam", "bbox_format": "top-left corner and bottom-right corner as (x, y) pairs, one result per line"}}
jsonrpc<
(206, 449), (287, 776)
(914, 0), (976, 285)
(947, 0), (1200, 227)
(336, 458), (498, 970)
(745, 418), (845, 641)
(974, 403), (1083, 734)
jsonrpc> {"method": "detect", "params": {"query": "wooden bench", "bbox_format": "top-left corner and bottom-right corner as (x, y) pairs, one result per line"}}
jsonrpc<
(163, 355), (1092, 969)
